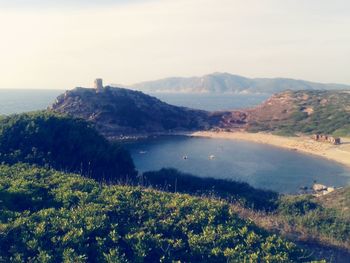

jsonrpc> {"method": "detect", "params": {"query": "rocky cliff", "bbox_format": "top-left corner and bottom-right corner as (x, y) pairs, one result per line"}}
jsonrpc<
(50, 87), (214, 137)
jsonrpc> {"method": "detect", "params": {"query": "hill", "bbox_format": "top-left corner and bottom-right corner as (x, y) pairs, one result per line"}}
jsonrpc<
(0, 164), (318, 262)
(50, 86), (213, 137)
(318, 186), (350, 220)
(191, 90), (350, 137)
(129, 72), (350, 94)
(245, 90), (350, 136)
(0, 112), (136, 182)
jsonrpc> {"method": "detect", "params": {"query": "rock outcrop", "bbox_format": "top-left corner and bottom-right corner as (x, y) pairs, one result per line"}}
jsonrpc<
(50, 87), (214, 138)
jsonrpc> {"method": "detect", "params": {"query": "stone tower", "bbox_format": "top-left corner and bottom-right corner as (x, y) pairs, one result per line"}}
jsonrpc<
(94, 78), (103, 92)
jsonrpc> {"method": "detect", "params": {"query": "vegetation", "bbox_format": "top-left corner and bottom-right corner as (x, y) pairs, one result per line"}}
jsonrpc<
(249, 90), (350, 136)
(0, 112), (136, 182)
(0, 164), (318, 262)
(319, 186), (350, 220)
(142, 168), (279, 211)
(142, 169), (350, 253)
(145, 170), (350, 254)
(277, 195), (350, 246)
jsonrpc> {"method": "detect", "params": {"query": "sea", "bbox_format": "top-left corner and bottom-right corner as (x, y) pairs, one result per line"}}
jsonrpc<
(1, 89), (349, 193)
(0, 89), (63, 115)
(151, 93), (269, 111)
(0, 90), (268, 115)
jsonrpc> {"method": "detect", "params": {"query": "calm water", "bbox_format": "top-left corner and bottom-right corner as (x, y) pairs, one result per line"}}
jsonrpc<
(0, 90), (268, 115)
(150, 93), (269, 111)
(0, 89), (63, 115)
(125, 136), (350, 193)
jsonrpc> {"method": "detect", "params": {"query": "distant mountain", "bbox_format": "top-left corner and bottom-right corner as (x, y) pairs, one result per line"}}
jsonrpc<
(128, 73), (350, 94)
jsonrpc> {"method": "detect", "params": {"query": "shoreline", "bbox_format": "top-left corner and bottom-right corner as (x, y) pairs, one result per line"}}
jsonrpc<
(190, 131), (350, 168)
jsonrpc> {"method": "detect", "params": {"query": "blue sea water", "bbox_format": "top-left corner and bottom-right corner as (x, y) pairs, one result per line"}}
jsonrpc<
(150, 93), (269, 111)
(125, 136), (350, 193)
(0, 90), (268, 115)
(0, 89), (64, 115)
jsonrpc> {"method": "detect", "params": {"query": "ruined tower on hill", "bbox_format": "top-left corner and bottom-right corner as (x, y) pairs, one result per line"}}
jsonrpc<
(94, 78), (103, 92)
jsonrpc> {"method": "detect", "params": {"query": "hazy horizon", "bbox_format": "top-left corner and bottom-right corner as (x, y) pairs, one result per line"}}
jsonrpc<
(1, 0), (350, 89)
(1, 71), (350, 91)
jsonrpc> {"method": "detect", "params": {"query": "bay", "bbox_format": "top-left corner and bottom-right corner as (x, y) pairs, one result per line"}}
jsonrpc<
(125, 136), (350, 193)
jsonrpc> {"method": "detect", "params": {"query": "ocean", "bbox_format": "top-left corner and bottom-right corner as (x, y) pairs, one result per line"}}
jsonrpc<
(150, 92), (270, 111)
(0, 89), (63, 115)
(0, 89), (268, 115)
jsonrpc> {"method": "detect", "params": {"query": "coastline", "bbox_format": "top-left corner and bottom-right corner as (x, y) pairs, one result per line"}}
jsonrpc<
(190, 131), (350, 168)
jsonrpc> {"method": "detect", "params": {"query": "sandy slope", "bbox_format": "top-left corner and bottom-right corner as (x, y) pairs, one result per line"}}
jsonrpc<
(191, 131), (350, 168)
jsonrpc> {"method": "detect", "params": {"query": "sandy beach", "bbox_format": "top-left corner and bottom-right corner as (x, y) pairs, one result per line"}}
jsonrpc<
(191, 131), (350, 168)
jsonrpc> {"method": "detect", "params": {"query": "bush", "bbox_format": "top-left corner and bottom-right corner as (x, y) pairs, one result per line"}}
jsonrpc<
(278, 196), (320, 216)
(142, 168), (279, 211)
(277, 195), (350, 244)
(0, 112), (136, 182)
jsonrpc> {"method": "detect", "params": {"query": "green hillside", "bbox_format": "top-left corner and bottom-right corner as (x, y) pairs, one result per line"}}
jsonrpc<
(0, 164), (316, 262)
(248, 90), (350, 136)
(319, 187), (350, 220)
(277, 194), (350, 248)
(0, 112), (136, 182)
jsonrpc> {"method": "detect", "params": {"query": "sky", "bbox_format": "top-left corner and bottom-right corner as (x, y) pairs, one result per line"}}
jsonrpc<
(0, 0), (349, 89)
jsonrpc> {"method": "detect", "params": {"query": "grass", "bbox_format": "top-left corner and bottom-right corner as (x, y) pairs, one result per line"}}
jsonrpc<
(227, 192), (350, 262)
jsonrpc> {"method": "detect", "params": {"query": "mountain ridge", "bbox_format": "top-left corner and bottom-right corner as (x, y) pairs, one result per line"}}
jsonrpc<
(126, 72), (350, 94)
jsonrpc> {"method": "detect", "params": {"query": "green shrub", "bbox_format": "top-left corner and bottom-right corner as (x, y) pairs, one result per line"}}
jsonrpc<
(0, 164), (314, 262)
(277, 195), (350, 243)
(0, 112), (136, 182)
(142, 168), (279, 211)
(278, 196), (320, 216)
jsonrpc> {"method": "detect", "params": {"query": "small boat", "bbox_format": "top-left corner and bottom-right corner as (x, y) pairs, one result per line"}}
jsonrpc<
(183, 155), (188, 160)
(139, 151), (147, 154)
(209, 155), (215, 160)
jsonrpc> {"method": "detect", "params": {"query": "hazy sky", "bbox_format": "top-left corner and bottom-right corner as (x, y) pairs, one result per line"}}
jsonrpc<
(1, 0), (350, 89)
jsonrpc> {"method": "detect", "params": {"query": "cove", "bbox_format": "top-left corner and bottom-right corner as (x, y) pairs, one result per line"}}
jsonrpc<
(124, 136), (350, 194)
